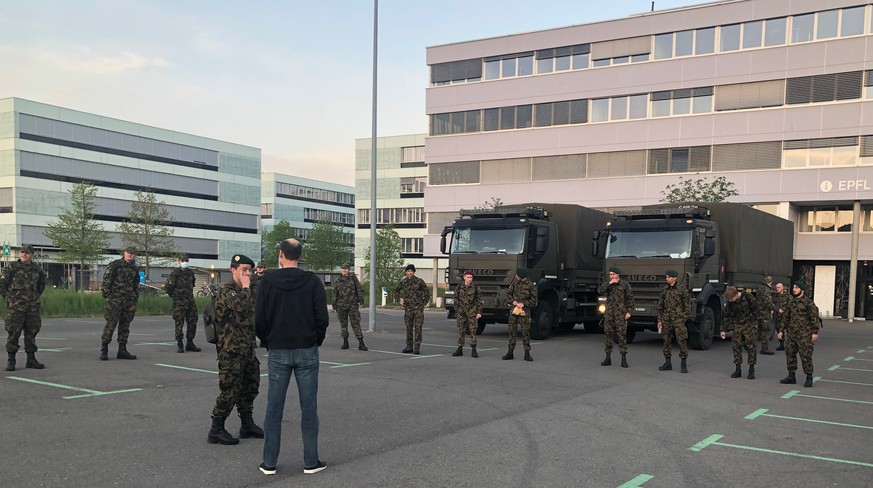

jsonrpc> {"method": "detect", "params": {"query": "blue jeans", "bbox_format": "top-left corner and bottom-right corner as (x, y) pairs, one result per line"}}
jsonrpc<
(263, 346), (320, 469)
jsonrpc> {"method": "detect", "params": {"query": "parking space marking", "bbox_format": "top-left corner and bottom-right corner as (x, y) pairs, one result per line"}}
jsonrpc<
(368, 349), (443, 359)
(781, 389), (873, 405)
(38, 337), (67, 341)
(136, 342), (177, 346)
(616, 474), (654, 488)
(846, 356), (873, 362)
(321, 360), (371, 369)
(689, 434), (873, 468)
(6, 376), (141, 399)
(37, 348), (72, 353)
(745, 408), (873, 430)
(830, 364), (873, 373)
(815, 377), (873, 387)
(155, 363), (269, 377)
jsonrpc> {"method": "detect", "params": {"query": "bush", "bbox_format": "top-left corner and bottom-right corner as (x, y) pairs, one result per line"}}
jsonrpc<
(0, 289), (214, 318)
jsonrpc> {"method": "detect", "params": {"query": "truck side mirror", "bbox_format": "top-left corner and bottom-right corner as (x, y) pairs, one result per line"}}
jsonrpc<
(440, 227), (451, 254)
(592, 230), (601, 240)
(704, 238), (715, 256)
(535, 227), (548, 253)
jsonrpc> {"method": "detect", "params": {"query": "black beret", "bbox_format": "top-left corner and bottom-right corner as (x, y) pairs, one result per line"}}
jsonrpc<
(232, 254), (255, 267)
(405, 264), (416, 272)
(609, 266), (621, 274)
(516, 267), (529, 278)
(666, 269), (679, 277)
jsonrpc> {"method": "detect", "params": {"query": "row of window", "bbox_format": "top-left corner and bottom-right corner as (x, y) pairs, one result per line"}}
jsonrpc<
(431, 5), (870, 85)
(275, 182), (354, 206)
(430, 70), (866, 135)
(799, 206), (873, 233)
(288, 227), (355, 245)
(400, 177), (427, 194)
(302, 208), (355, 226)
(401, 238), (424, 254)
(357, 207), (424, 225)
(427, 136), (873, 185)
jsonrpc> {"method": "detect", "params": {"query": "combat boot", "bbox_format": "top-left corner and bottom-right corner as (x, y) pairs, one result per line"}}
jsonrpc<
(680, 358), (688, 373)
(186, 339), (201, 352)
(658, 357), (672, 371)
(117, 343), (137, 360)
(776, 340), (785, 351)
(524, 351), (533, 362)
(358, 340), (368, 351)
(5, 353), (15, 371)
(747, 365), (755, 380)
(471, 346), (478, 358)
(760, 348), (774, 356)
(779, 372), (796, 384)
(620, 353), (628, 368)
(502, 348), (514, 360)
(25, 352), (44, 369)
(600, 352), (611, 366)
(177, 339), (185, 353)
(239, 411), (264, 439)
(452, 346), (463, 357)
(341, 338), (349, 350)
(99, 342), (109, 361)
(731, 364), (742, 378)
(401, 346), (413, 354)
(207, 415), (239, 445)
(803, 375), (814, 388)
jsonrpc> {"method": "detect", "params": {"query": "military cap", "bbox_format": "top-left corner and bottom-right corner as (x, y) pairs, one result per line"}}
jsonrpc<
(231, 254), (255, 267)
(793, 280), (808, 291)
(405, 264), (416, 272)
(178, 254), (189, 262)
(20, 244), (35, 254)
(608, 266), (621, 274)
(341, 263), (351, 270)
(124, 246), (137, 254)
(763, 275), (773, 285)
(666, 269), (679, 277)
(463, 269), (474, 277)
(256, 261), (266, 268)
(516, 267), (529, 278)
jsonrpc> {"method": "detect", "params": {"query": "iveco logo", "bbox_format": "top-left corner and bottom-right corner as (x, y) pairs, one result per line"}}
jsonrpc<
(470, 269), (495, 275)
(627, 275), (660, 282)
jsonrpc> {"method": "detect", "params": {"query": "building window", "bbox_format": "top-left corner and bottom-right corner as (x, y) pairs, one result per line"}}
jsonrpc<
(791, 13), (815, 43)
(786, 71), (863, 105)
(841, 6), (865, 37)
(431, 58), (482, 85)
(401, 238), (424, 254)
(402, 146), (425, 164)
(648, 146), (711, 174)
(720, 24), (741, 52)
(429, 161), (480, 185)
(400, 176), (427, 194)
(304, 208), (354, 225)
(799, 207), (853, 232)
(817, 9), (839, 39)
(651, 87), (712, 117)
(695, 27), (716, 54)
(783, 137), (859, 168)
(358, 208), (424, 225)
(484, 52), (534, 80)
(764, 17), (787, 46)
(260, 203), (273, 218)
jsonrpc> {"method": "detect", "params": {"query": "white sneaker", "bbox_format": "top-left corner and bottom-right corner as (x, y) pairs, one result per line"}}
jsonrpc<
(259, 463), (276, 475)
(303, 460), (327, 474)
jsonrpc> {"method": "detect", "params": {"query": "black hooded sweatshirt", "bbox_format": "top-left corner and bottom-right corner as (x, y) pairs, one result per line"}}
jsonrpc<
(255, 267), (329, 349)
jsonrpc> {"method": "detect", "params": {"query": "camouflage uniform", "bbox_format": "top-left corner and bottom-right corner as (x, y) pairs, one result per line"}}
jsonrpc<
(455, 282), (483, 347)
(212, 281), (260, 417)
(250, 272), (263, 299)
(507, 277), (538, 352)
(773, 292), (790, 340)
(756, 284), (775, 352)
(656, 282), (690, 359)
(724, 293), (760, 366)
(332, 273), (364, 341)
(101, 258), (140, 345)
(1, 259), (46, 354)
(784, 294), (820, 376)
(165, 266), (197, 341)
(395, 275), (429, 351)
(597, 279), (634, 354)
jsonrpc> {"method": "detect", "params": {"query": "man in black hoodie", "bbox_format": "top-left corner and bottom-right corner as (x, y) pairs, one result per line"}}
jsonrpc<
(255, 239), (329, 476)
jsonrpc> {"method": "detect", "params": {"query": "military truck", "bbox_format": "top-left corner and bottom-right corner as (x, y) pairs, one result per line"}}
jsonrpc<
(592, 202), (793, 350)
(440, 204), (611, 339)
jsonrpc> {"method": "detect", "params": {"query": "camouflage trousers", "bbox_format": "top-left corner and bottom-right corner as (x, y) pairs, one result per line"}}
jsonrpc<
(508, 313), (531, 352)
(5, 308), (41, 354)
(336, 305), (363, 341)
(662, 318), (688, 359)
(759, 317), (773, 351)
(101, 299), (138, 345)
(603, 311), (628, 354)
(212, 352), (260, 417)
(172, 299), (198, 341)
(785, 330), (814, 375)
(404, 307), (424, 349)
(732, 324), (757, 366)
(456, 309), (477, 347)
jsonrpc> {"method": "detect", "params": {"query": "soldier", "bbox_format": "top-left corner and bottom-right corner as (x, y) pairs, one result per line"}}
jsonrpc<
(757, 276), (775, 355)
(503, 267), (538, 362)
(452, 269), (483, 358)
(656, 269), (690, 373)
(208, 254), (263, 445)
(251, 261), (266, 298)
(164, 254), (200, 353)
(2, 244), (46, 371)
(720, 286), (760, 379)
(773, 282), (790, 351)
(779, 281), (820, 388)
(597, 266), (634, 368)
(395, 264), (429, 354)
(332, 263), (367, 351)
(100, 246), (140, 361)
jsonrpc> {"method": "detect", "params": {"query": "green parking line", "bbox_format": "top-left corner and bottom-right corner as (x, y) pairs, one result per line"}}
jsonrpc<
(841, 366), (873, 373)
(745, 408), (873, 430)
(6, 376), (141, 400)
(781, 389), (873, 405)
(850, 357), (873, 362)
(829, 365), (841, 371)
(37, 348), (72, 353)
(816, 378), (873, 387)
(38, 337), (67, 341)
(617, 474), (654, 488)
(689, 434), (873, 468)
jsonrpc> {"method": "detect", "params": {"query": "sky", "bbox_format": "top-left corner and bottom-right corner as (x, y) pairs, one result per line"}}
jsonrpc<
(0, 0), (695, 186)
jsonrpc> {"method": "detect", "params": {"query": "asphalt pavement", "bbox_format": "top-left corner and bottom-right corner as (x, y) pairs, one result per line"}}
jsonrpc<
(3, 310), (872, 487)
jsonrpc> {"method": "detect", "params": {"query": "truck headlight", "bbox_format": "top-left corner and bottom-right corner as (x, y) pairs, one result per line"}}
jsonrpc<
(445, 298), (454, 305)
(597, 296), (607, 314)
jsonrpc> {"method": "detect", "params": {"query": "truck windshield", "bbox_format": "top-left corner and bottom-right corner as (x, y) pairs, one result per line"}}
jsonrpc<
(450, 227), (526, 254)
(605, 229), (693, 259)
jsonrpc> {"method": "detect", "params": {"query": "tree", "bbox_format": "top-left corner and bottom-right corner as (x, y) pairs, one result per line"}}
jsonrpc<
(362, 224), (404, 302)
(118, 189), (176, 281)
(660, 175), (739, 203)
(44, 182), (111, 292)
(261, 219), (295, 268)
(304, 218), (353, 272)
(474, 197), (503, 210)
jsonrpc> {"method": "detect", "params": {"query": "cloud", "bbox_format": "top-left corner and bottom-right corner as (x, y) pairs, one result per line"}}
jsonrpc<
(56, 50), (171, 75)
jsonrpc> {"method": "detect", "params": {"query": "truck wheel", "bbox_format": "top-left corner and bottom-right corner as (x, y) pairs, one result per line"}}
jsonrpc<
(689, 306), (715, 350)
(530, 300), (554, 340)
(626, 328), (637, 344)
(476, 318), (487, 335)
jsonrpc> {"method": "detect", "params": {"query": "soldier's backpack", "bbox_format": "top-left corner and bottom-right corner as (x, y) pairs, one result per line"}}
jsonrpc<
(202, 285), (221, 344)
